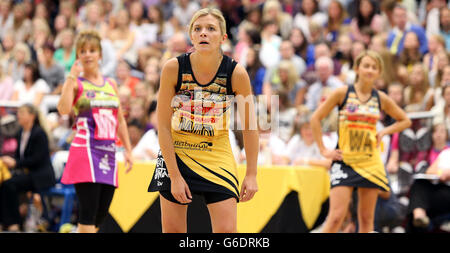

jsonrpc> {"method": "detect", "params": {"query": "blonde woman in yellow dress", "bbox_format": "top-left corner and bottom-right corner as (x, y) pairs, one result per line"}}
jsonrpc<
(148, 8), (259, 233)
(311, 50), (411, 233)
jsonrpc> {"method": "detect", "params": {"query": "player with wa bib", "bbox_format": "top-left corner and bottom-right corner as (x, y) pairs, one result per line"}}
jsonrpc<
(311, 50), (411, 233)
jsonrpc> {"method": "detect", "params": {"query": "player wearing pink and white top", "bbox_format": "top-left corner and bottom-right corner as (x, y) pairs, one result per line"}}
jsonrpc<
(57, 30), (132, 233)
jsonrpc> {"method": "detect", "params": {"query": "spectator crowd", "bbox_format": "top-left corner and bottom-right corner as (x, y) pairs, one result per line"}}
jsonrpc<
(0, 0), (450, 233)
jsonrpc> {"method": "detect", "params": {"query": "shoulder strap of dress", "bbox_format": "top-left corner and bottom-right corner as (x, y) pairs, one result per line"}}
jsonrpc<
(105, 77), (119, 95)
(373, 88), (382, 112)
(175, 53), (190, 93)
(338, 85), (353, 111)
(221, 55), (237, 95)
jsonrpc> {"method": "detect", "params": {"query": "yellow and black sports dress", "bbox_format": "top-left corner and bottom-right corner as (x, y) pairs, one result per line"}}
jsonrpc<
(330, 85), (390, 192)
(148, 53), (240, 204)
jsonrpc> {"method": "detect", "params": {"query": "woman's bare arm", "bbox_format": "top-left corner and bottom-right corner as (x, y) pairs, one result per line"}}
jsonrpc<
(378, 91), (412, 143)
(233, 63), (259, 202)
(311, 86), (347, 160)
(157, 58), (192, 203)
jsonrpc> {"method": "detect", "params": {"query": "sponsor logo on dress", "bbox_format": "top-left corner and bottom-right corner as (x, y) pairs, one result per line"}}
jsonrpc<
(90, 100), (119, 108)
(99, 154), (111, 175)
(173, 140), (213, 151)
(154, 166), (169, 181)
(330, 163), (348, 185)
(154, 151), (169, 186)
(86, 90), (96, 98)
(346, 103), (358, 113)
(94, 143), (116, 152)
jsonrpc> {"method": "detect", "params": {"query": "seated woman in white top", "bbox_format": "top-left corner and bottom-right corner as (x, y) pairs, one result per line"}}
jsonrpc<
(240, 126), (286, 166)
(284, 119), (332, 169)
(293, 0), (327, 43)
(0, 64), (14, 101)
(132, 127), (159, 161)
(11, 62), (50, 107)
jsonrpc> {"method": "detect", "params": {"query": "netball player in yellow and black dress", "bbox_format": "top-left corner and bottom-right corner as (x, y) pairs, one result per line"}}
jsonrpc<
(148, 8), (259, 233)
(311, 50), (411, 233)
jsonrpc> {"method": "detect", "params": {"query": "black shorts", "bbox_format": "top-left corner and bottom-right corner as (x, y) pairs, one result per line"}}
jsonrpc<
(160, 190), (236, 205)
(74, 182), (116, 226)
